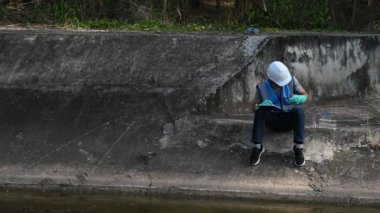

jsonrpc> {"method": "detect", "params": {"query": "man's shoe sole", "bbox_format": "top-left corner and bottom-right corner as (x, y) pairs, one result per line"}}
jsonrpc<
(294, 159), (305, 167)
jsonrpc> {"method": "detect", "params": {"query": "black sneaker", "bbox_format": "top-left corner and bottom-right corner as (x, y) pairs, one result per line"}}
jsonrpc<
(250, 145), (265, 166)
(293, 145), (305, 167)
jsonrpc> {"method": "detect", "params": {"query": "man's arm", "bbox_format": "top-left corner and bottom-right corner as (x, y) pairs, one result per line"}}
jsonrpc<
(251, 89), (262, 112)
(297, 88), (308, 100)
(293, 77), (308, 102)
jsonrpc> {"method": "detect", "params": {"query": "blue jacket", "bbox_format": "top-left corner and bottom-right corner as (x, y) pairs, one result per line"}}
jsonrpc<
(257, 77), (295, 112)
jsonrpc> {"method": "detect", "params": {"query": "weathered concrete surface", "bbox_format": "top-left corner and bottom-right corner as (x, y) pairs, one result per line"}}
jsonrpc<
(205, 34), (380, 114)
(0, 30), (266, 118)
(0, 30), (379, 206)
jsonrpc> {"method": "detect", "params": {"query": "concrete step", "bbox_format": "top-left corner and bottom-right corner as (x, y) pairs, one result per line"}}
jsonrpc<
(161, 101), (380, 164)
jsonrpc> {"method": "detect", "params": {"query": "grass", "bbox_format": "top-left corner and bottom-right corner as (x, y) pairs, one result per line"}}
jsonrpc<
(56, 19), (247, 32)
(16, 19), (344, 33)
(5, 18), (246, 33)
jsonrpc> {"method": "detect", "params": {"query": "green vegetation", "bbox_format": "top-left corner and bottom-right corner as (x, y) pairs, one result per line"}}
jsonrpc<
(16, 19), (245, 32)
(243, 0), (330, 29)
(73, 19), (244, 32)
(1, 0), (379, 32)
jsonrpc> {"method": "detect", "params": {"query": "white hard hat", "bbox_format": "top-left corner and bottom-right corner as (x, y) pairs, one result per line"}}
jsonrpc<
(267, 61), (291, 86)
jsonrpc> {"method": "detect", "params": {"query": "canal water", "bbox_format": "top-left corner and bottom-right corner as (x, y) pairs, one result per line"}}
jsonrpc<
(0, 191), (378, 213)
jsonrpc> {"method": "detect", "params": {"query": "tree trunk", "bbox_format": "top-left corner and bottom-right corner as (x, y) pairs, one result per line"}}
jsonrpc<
(0, 0), (8, 21)
(216, 0), (222, 19)
(329, 0), (337, 27)
(261, 0), (267, 12)
(350, 0), (358, 29)
(162, 0), (168, 20)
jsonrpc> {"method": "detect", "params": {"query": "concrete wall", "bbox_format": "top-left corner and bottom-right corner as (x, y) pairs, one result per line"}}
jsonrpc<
(0, 30), (379, 205)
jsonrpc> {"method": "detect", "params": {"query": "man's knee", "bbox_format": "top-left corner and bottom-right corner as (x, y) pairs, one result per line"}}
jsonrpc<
(254, 107), (267, 118)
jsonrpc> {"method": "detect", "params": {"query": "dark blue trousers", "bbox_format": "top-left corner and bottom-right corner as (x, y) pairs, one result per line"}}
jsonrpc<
(251, 106), (305, 145)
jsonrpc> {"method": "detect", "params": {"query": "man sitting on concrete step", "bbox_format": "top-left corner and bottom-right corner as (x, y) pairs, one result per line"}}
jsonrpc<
(250, 61), (308, 167)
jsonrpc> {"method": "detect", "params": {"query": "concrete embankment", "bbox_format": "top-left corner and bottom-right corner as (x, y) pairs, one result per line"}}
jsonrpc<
(0, 30), (379, 206)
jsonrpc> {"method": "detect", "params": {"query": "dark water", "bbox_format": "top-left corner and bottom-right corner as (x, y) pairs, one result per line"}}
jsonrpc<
(0, 191), (378, 213)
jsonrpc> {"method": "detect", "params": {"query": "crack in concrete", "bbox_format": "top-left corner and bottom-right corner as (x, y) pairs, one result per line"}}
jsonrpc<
(28, 115), (129, 169)
(92, 121), (135, 173)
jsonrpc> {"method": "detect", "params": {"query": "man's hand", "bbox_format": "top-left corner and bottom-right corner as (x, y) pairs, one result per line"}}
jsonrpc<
(257, 99), (274, 107)
(254, 99), (275, 111)
(290, 95), (307, 104)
